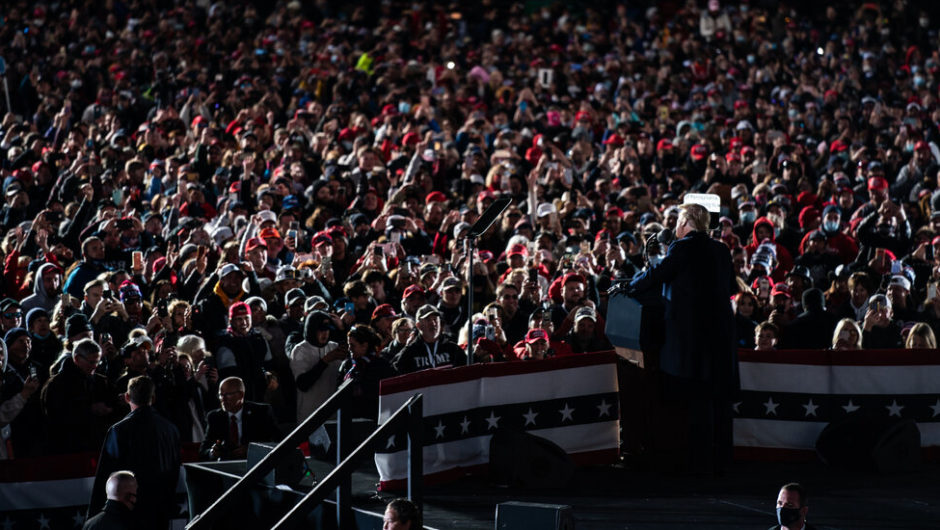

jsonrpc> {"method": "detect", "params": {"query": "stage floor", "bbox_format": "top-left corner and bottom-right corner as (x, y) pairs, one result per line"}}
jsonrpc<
(306, 456), (940, 529)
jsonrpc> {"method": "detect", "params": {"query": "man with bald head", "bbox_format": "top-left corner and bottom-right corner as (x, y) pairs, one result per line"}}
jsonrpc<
(83, 471), (137, 529)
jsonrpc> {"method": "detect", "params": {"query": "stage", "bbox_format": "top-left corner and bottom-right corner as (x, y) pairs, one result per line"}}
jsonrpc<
(311, 455), (940, 529)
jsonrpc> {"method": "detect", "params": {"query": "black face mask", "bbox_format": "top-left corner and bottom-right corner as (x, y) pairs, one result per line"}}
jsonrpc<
(776, 506), (801, 527)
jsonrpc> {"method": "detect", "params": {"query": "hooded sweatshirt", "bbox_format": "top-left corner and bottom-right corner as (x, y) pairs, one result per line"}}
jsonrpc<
(20, 263), (60, 313)
(744, 217), (793, 282)
(288, 313), (342, 423)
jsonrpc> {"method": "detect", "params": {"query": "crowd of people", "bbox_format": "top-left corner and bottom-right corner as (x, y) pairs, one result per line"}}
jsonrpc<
(2, 0), (940, 465)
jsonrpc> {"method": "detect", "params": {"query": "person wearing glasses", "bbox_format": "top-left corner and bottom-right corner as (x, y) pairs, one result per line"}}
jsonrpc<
(199, 376), (280, 461)
(42, 338), (119, 454)
(0, 298), (24, 335)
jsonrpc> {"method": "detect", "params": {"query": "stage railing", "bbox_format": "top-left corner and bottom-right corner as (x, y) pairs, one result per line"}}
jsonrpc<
(185, 380), (424, 530)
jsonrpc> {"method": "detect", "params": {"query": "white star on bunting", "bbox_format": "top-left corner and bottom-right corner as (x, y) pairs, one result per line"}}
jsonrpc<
(485, 410), (501, 430)
(930, 399), (940, 418)
(433, 420), (446, 439)
(597, 399), (612, 417)
(37, 513), (51, 530)
(732, 401), (741, 413)
(842, 399), (860, 413)
(802, 399), (819, 417)
(459, 416), (471, 434)
(559, 403), (575, 422)
(523, 408), (538, 426)
(73, 510), (86, 527)
(886, 400), (904, 417)
(763, 397), (779, 416)
(385, 434), (396, 449)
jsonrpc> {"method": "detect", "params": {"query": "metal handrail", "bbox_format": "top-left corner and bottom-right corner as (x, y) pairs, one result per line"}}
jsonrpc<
(186, 380), (355, 529)
(271, 393), (424, 530)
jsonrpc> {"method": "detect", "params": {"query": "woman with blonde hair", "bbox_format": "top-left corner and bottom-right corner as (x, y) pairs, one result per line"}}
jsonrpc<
(831, 318), (863, 350)
(904, 323), (937, 349)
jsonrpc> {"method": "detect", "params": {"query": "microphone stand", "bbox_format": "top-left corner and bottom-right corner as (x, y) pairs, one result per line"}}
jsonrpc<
(465, 197), (511, 365)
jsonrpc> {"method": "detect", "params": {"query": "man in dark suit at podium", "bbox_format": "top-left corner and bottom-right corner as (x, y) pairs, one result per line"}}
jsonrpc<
(628, 203), (738, 475)
(200, 376), (281, 461)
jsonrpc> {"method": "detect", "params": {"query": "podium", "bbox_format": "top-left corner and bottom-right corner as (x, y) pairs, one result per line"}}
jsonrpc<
(604, 293), (645, 366)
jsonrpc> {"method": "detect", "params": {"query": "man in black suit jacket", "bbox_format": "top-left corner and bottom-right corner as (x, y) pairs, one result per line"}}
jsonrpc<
(200, 376), (281, 460)
(629, 203), (738, 474)
(87, 376), (180, 530)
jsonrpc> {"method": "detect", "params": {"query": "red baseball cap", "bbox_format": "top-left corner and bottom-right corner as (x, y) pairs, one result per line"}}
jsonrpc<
(371, 304), (397, 321)
(229, 301), (250, 319)
(771, 284), (791, 298)
(603, 134), (625, 147)
(656, 138), (673, 151)
(311, 232), (333, 247)
(426, 191), (447, 204)
(507, 243), (528, 258)
(245, 237), (267, 252)
(867, 177), (889, 191)
(403, 284), (425, 299)
(562, 272), (586, 286)
(524, 328), (549, 344)
(690, 145), (707, 161)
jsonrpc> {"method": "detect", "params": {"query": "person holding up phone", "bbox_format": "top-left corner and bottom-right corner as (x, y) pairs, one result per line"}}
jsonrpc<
(861, 293), (903, 348)
(1, 327), (46, 458)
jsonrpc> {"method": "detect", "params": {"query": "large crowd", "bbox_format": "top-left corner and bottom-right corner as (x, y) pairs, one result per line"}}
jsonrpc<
(1, 0), (939, 459)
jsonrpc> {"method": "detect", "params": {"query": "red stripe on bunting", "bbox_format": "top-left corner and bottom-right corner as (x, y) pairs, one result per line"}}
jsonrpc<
(380, 351), (617, 395)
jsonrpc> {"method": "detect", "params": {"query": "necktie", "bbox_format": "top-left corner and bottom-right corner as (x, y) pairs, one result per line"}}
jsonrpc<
(229, 414), (239, 446)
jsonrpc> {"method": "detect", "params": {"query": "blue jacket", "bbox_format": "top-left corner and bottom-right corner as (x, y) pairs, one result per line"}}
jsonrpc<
(629, 231), (739, 395)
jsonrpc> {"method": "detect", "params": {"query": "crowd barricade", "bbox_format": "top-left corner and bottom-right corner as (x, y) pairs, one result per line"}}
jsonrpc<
(734, 348), (940, 461)
(375, 351), (621, 490)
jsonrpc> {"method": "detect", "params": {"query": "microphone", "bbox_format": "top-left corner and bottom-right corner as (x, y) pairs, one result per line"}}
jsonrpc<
(657, 228), (674, 246)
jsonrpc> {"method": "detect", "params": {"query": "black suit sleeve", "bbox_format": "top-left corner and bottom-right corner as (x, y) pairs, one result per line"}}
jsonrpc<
(295, 359), (330, 392)
(199, 410), (223, 460)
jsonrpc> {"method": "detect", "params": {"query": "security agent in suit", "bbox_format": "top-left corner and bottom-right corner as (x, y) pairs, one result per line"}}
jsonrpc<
(83, 471), (137, 530)
(88, 376), (180, 530)
(628, 203), (738, 474)
(200, 376), (281, 460)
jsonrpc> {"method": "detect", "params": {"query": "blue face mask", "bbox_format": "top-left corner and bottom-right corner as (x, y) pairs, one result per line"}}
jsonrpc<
(648, 254), (664, 267)
(398, 102), (411, 114)
(741, 211), (757, 224)
(823, 220), (840, 233)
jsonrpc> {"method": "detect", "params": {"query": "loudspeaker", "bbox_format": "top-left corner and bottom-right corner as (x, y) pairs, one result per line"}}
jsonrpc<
(816, 416), (921, 473)
(496, 501), (574, 530)
(489, 430), (575, 489)
(247, 442), (306, 487)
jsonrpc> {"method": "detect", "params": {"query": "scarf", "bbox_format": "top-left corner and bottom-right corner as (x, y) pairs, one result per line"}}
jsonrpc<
(213, 281), (244, 309)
